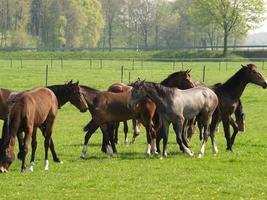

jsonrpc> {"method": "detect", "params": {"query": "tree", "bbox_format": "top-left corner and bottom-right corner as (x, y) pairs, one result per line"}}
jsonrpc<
(193, 0), (265, 56)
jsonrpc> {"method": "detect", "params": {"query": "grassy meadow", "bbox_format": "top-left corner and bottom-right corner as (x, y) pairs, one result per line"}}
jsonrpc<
(0, 58), (267, 199)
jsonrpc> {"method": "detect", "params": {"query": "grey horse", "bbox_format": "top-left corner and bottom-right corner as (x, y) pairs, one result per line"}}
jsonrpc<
(129, 80), (218, 158)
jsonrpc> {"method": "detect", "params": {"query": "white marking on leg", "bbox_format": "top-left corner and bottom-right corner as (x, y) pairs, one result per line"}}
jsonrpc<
(151, 139), (156, 154)
(44, 160), (49, 171)
(184, 147), (194, 157)
(106, 145), (113, 157)
(145, 143), (151, 156)
(80, 144), (87, 159)
(212, 142), (218, 155)
(198, 142), (207, 158)
(124, 138), (128, 145)
(29, 161), (35, 172)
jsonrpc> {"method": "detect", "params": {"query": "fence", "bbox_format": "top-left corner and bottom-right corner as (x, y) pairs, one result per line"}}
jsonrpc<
(0, 57), (266, 89)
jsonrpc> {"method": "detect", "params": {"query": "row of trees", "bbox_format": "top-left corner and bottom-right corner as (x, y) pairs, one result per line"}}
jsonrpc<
(0, 0), (265, 55)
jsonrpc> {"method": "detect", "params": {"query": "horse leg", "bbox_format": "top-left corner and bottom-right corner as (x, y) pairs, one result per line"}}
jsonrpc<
(29, 127), (37, 171)
(108, 123), (117, 154)
(123, 121), (128, 144)
(114, 122), (119, 144)
(81, 120), (99, 159)
(145, 126), (152, 156)
(187, 118), (196, 141)
(43, 118), (56, 171)
(21, 126), (33, 172)
(131, 119), (140, 144)
(181, 120), (190, 148)
(161, 121), (169, 158)
(156, 125), (165, 153)
(198, 114), (211, 158)
(222, 116), (232, 151)
(17, 130), (24, 160)
(173, 118), (194, 157)
(40, 125), (61, 163)
(230, 117), (239, 147)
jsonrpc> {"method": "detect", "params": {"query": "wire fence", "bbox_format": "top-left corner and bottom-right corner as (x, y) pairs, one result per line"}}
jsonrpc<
(0, 57), (266, 89)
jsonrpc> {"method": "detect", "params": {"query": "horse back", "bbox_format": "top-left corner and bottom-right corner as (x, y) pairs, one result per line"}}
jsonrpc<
(10, 88), (58, 126)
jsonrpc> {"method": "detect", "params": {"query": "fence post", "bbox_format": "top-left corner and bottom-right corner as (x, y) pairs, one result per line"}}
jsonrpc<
(10, 58), (12, 68)
(100, 59), (103, 69)
(173, 61), (175, 70)
(51, 57), (53, 68)
(90, 59), (92, 69)
(121, 65), (124, 83)
(141, 59), (144, 70)
(219, 61), (221, 71)
(132, 59), (135, 70)
(20, 57), (22, 68)
(45, 64), (48, 87)
(128, 71), (131, 83)
(225, 60), (228, 71)
(61, 57), (63, 69)
(181, 61), (183, 70)
(262, 60), (265, 70)
(202, 65), (206, 82)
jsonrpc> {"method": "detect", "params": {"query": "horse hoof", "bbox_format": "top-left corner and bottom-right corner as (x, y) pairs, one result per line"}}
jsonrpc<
(226, 148), (232, 152)
(53, 157), (62, 163)
(198, 152), (204, 159)
(0, 166), (8, 173)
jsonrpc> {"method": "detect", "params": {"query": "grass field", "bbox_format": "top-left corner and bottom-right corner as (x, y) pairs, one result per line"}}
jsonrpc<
(0, 59), (267, 200)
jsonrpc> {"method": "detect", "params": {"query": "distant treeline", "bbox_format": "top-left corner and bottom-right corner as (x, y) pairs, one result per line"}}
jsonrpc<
(0, 0), (265, 55)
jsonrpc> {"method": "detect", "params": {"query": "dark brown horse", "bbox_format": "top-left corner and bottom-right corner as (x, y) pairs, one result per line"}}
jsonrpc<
(208, 64), (267, 152)
(0, 83), (88, 172)
(107, 83), (140, 144)
(79, 85), (158, 158)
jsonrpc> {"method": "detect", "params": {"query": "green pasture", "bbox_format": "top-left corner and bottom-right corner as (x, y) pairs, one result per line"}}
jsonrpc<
(0, 59), (267, 200)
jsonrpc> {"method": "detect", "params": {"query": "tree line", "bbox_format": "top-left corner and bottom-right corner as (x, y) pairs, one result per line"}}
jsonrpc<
(0, 0), (265, 55)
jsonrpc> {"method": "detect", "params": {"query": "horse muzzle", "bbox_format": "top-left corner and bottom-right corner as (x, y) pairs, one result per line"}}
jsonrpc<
(262, 81), (267, 89)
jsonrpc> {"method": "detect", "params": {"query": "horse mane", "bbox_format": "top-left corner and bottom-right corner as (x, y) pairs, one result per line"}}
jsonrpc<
(220, 67), (246, 90)
(144, 81), (174, 97)
(80, 85), (100, 92)
(160, 71), (186, 85)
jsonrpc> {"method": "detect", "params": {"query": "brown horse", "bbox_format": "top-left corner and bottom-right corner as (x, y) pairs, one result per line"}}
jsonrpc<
(107, 83), (140, 144)
(79, 85), (158, 158)
(0, 84), (88, 172)
(208, 64), (267, 152)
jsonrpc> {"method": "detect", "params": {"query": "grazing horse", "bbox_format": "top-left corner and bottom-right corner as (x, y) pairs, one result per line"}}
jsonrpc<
(208, 64), (267, 151)
(129, 80), (218, 158)
(80, 85), (157, 158)
(0, 84), (88, 173)
(107, 83), (140, 144)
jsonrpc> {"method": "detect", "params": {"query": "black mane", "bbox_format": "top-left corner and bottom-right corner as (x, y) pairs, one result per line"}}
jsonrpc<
(160, 71), (186, 85)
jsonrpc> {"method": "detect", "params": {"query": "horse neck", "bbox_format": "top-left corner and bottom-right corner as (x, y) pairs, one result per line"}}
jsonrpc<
(48, 86), (70, 108)
(161, 76), (194, 90)
(80, 86), (100, 105)
(143, 83), (171, 111)
(220, 70), (248, 101)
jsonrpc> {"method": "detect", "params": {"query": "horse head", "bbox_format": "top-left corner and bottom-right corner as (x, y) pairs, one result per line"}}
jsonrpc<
(161, 70), (195, 89)
(66, 81), (88, 112)
(128, 79), (146, 110)
(241, 64), (267, 89)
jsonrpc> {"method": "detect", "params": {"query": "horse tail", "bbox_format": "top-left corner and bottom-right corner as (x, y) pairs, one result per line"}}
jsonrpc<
(83, 122), (91, 132)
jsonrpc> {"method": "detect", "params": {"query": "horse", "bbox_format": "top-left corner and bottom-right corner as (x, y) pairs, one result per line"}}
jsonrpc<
(0, 83), (88, 173)
(107, 83), (140, 144)
(129, 80), (218, 158)
(0, 81), (87, 170)
(207, 64), (267, 151)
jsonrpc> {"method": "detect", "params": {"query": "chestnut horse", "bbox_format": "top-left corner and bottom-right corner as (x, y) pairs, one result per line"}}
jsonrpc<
(107, 83), (140, 144)
(208, 64), (267, 152)
(0, 84), (88, 172)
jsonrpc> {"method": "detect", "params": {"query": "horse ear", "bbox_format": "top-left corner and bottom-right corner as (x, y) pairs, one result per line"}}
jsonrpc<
(68, 80), (73, 85)
(75, 81), (79, 85)
(187, 69), (192, 73)
(241, 64), (246, 68)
